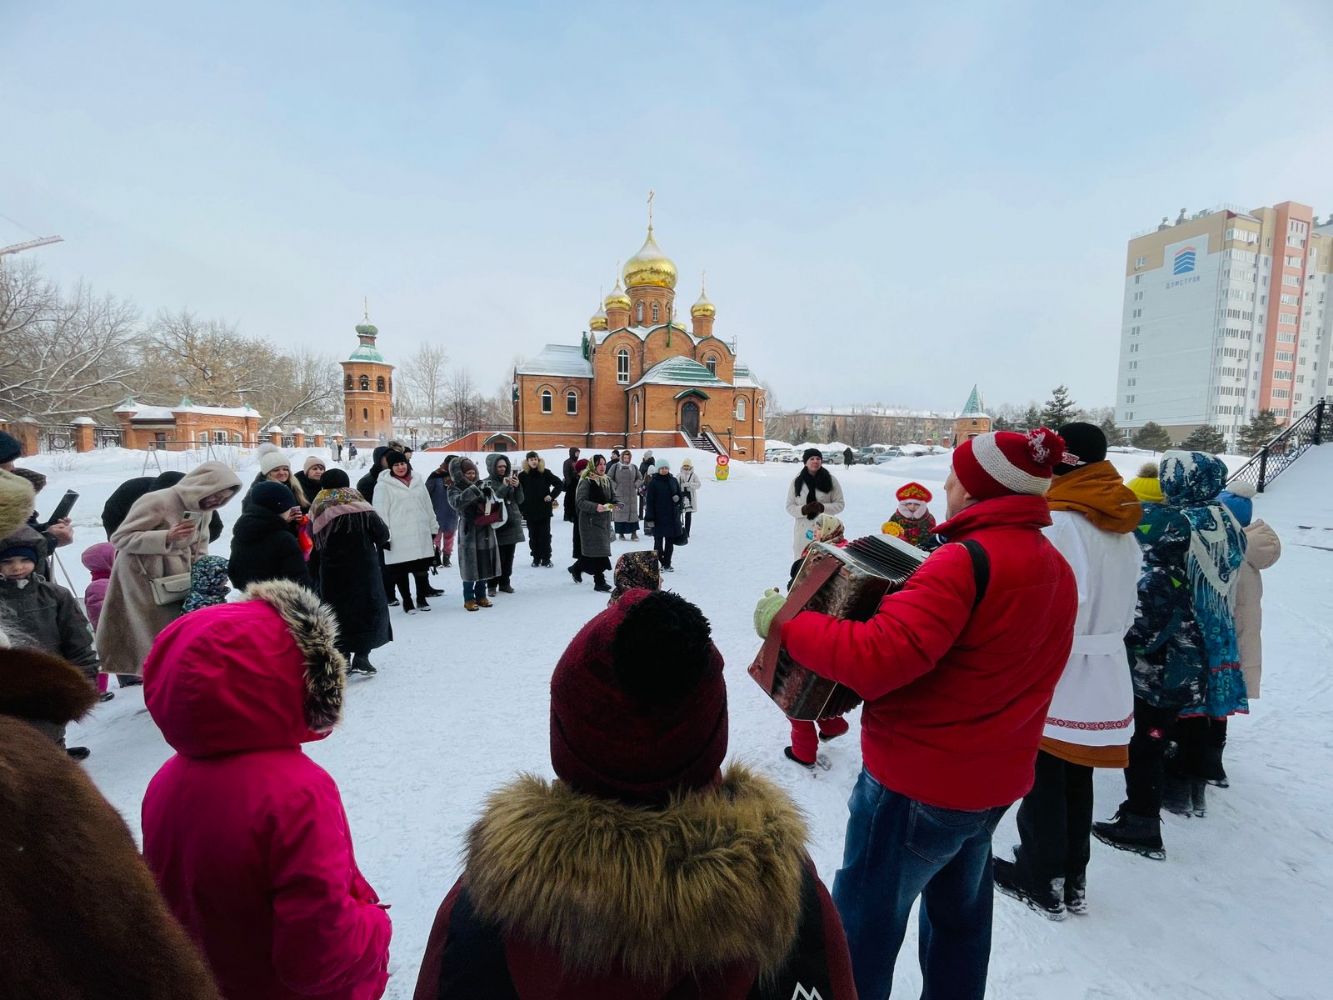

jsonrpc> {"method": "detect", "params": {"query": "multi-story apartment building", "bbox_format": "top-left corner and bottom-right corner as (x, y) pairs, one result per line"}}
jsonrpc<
(1117, 202), (1333, 447)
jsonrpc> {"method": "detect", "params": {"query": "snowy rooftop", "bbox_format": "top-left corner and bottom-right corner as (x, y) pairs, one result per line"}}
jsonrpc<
(788, 405), (960, 419)
(734, 364), (761, 389)
(593, 321), (696, 346)
(629, 355), (731, 390)
(114, 401), (260, 420)
(515, 344), (594, 379)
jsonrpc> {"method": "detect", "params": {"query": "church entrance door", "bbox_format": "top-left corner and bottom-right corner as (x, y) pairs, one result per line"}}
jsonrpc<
(680, 401), (700, 438)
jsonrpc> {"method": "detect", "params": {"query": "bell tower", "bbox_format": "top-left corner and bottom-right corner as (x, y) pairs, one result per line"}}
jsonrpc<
(340, 304), (395, 449)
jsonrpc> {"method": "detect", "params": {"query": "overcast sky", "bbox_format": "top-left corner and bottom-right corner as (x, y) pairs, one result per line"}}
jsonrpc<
(5, 1), (1333, 413)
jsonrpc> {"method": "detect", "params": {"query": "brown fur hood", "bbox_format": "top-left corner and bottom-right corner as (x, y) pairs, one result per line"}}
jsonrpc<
(464, 763), (810, 981)
(0, 469), (37, 542)
(0, 648), (98, 724)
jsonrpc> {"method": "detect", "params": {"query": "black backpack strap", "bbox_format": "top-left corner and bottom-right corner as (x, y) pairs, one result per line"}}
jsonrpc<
(960, 539), (990, 610)
(435, 887), (520, 1000)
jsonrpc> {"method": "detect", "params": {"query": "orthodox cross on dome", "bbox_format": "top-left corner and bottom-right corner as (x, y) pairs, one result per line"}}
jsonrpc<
(363, 296), (369, 322)
(647, 189), (655, 233)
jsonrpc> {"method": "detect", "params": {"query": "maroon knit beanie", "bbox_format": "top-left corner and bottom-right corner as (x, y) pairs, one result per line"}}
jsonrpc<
(550, 589), (728, 804)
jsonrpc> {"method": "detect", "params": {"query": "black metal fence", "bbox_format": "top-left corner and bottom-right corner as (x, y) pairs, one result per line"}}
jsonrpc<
(1227, 398), (1327, 493)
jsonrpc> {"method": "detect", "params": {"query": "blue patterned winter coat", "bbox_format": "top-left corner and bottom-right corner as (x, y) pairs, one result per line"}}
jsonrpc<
(1125, 452), (1248, 716)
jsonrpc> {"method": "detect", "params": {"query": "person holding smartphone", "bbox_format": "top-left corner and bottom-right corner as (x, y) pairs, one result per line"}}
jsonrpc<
(228, 482), (313, 591)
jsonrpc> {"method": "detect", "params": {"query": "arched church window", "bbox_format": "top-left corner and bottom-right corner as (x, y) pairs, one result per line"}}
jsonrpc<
(345, 375), (353, 390)
(566, 390), (578, 415)
(636, 302), (644, 324)
(377, 376), (386, 393)
(651, 302), (660, 323)
(541, 389), (553, 414)
(736, 396), (746, 420)
(359, 374), (370, 391)
(617, 349), (630, 384)
(705, 355), (717, 377)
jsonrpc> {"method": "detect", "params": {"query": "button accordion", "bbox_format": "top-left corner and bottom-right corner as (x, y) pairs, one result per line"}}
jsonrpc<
(748, 534), (928, 720)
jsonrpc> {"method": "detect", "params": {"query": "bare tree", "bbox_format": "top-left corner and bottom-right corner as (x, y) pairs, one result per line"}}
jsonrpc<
(137, 310), (276, 401)
(400, 343), (449, 434)
(254, 348), (342, 429)
(0, 261), (140, 418)
(443, 367), (483, 436)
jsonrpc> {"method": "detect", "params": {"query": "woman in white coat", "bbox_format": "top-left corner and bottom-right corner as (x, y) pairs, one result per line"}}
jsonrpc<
(997, 425), (1144, 915)
(373, 449), (438, 614)
(785, 448), (845, 559)
(678, 458), (702, 542)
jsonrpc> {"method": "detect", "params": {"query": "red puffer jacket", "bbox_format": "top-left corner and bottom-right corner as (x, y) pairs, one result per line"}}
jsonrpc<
(142, 581), (391, 1000)
(781, 494), (1077, 810)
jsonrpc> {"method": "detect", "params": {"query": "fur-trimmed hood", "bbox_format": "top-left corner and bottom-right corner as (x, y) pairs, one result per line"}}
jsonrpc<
(463, 763), (810, 982)
(0, 469), (36, 540)
(143, 579), (346, 757)
(0, 647), (98, 724)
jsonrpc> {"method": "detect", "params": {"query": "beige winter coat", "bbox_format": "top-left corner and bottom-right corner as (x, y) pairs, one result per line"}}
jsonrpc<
(1236, 519), (1281, 699)
(96, 462), (241, 676)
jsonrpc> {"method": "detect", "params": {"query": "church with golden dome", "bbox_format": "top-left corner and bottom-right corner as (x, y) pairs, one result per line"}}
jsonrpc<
(508, 214), (767, 460)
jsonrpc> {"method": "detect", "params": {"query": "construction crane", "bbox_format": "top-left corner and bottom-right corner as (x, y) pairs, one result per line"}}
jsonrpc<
(0, 235), (63, 257)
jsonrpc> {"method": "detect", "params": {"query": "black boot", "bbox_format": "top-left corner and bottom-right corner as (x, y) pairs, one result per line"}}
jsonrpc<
(1202, 745), (1229, 788)
(1190, 779), (1207, 818)
(1064, 872), (1088, 915)
(592, 573), (612, 593)
(568, 564), (583, 584)
(1162, 774), (1193, 817)
(1092, 810), (1165, 860)
(993, 857), (1066, 921)
(67, 746), (91, 761)
(402, 594), (417, 615)
(349, 653), (377, 675)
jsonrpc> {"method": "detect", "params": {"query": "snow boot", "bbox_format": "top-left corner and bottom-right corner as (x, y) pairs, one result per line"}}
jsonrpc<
(98, 690), (116, 703)
(402, 595), (417, 615)
(1162, 774), (1193, 818)
(349, 653), (377, 676)
(568, 564), (583, 584)
(592, 574), (612, 593)
(464, 600), (479, 612)
(1092, 810), (1165, 861)
(488, 582), (498, 597)
(631, 532), (640, 541)
(416, 598), (432, 612)
(67, 746), (91, 761)
(476, 595), (494, 608)
(1190, 779), (1207, 818)
(992, 857), (1066, 921)
(387, 598), (400, 607)
(423, 585), (445, 598)
(818, 717), (851, 743)
(532, 558), (541, 568)
(1064, 873), (1088, 915)
(541, 559), (553, 568)
(784, 746), (816, 769)
(499, 583), (515, 594)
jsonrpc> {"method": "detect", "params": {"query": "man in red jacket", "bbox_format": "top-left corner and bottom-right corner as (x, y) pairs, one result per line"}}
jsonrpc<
(763, 428), (1077, 999)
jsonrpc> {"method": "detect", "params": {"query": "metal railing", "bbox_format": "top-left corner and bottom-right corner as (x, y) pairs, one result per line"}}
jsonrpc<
(1227, 398), (1327, 493)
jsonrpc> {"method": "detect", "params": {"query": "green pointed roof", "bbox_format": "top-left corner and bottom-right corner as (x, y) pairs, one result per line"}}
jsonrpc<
(960, 384), (987, 417)
(349, 320), (386, 362)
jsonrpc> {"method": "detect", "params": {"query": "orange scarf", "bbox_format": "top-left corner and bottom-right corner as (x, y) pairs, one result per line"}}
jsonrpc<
(1046, 461), (1141, 534)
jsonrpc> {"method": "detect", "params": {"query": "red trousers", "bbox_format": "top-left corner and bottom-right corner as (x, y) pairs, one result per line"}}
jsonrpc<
(790, 716), (850, 763)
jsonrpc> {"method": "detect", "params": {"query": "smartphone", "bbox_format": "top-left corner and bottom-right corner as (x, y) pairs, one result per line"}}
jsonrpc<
(46, 489), (78, 524)
(180, 510), (199, 523)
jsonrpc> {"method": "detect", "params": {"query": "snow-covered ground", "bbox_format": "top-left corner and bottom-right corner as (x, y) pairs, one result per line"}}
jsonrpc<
(17, 443), (1333, 999)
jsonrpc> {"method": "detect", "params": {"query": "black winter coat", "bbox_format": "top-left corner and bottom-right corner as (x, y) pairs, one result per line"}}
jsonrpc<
(642, 473), (683, 540)
(227, 509), (311, 591)
(518, 467), (563, 520)
(102, 474), (223, 542)
(309, 512), (392, 654)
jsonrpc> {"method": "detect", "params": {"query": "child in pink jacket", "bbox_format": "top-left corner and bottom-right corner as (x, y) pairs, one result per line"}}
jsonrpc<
(81, 542), (116, 695)
(141, 580), (391, 1000)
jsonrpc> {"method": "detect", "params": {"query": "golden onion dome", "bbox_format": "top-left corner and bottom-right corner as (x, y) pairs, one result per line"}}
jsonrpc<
(622, 227), (677, 289)
(604, 279), (631, 311)
(589, 305), (608, 331)
(690, 283), (715, 318)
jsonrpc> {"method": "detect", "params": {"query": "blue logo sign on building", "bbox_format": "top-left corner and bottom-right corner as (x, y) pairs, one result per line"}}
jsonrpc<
(1173, 246), (1197, 275)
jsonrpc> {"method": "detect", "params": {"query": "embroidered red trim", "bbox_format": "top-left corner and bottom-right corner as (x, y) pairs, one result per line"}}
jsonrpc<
(1046, 712), (1135, 732)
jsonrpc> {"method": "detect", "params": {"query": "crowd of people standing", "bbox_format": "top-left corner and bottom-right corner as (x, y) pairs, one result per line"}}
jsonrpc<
(0, 424), (1284, 1000)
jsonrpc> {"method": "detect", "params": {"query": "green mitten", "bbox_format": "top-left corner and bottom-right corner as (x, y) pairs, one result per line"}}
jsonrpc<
(753, 588), (785, 639)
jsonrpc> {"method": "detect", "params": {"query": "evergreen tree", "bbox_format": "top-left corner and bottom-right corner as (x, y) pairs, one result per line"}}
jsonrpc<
(1180, 424), (1227, 454)
(1131, 421), (1173, 451)
(1099, 412), (1122, 445)
(1040, 385), (1078, 427)
(992, 413), (1013, 431)
(1238, 410), (1283, 453)
(1021, 404), (1042, 430)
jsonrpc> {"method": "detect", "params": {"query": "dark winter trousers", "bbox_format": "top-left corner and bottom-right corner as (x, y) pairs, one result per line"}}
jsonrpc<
(653, 536), (674, 569)
(1171, 715), (1228, 780)
(834, 769), (1007, 1000)
(378, 548), (395, 603)
(527, 516), (553, 563)
(1122, 698), (1180, 818)
(390, 564), (430, 606)
(492, 543), (516, 588)
(1014, 751), (1093, 888)
(683, 511), (693, 540)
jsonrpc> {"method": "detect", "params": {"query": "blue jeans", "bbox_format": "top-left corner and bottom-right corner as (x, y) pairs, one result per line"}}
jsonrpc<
(833, 769), (1008, 1000)
(462, 580), (481, 602)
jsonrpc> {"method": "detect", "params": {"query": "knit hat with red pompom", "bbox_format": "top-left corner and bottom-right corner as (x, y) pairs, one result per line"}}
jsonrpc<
(550, 589), (727, 805)
(952, 428), (1067, 500)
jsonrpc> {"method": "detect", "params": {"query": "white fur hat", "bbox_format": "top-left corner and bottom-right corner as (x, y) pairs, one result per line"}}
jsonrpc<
(259, 450), (292, 476)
